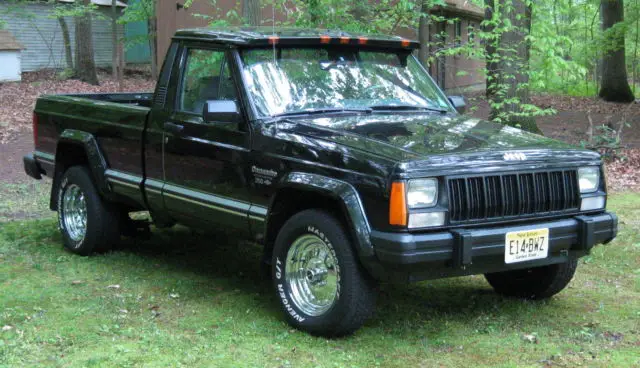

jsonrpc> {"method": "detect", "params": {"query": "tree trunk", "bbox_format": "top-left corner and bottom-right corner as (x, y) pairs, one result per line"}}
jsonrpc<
(243, 0), (260, 26)
(484, 0), (540, 133)
(111, 0), (118, 77)
(418, 0), (430, 67)
(58, 17), (73, 70)
(148, 17), (158, 79)
(74, 0), (99, 85)
(599, 0), (635, 102)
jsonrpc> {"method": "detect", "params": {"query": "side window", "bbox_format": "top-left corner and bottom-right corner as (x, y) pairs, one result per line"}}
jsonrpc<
(179, 48), (237, 114)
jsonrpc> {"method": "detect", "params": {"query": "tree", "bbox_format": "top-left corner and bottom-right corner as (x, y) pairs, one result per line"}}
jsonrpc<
(417, 0), (430, 67)
(58, 17), (73, 70)
(599, 0), (635, 102)
(119, 0), (158, 78)
(484, 0), (541, 133)
(74, 0), (99, 85)
(111, 0), (124, 90)
(243, 0), (260, 26)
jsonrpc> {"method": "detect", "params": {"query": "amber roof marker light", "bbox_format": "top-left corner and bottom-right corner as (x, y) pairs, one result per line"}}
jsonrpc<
(389, 181), (407, 226)
(320, 35), (330, 44)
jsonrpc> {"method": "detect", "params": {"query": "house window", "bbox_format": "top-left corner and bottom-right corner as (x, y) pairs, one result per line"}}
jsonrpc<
(455, 20), (462, 46)
(469, 23), (475, 44)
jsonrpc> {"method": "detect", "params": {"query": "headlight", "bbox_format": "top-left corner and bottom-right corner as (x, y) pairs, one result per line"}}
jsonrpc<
(578, 167), (600, 193)
(407, 178), (438, 208)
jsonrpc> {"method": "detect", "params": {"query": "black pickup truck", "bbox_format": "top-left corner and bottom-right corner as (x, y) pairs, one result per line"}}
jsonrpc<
(24, 27), (617, 337)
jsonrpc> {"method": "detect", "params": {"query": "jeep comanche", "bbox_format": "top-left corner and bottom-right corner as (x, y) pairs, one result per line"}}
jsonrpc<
(24, 27), (617, 337)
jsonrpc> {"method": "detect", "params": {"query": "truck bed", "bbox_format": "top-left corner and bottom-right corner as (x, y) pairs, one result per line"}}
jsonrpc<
(33, 92), (153, 181)
(65, 92), (154, 107)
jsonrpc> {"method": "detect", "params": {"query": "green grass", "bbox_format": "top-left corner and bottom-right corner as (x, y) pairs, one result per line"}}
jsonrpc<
(0, 180), (52, 222)
(1, 194), (639, 367)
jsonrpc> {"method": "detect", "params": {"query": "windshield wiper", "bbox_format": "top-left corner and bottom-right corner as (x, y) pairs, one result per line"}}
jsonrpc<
(272, 108), (372, 117)
(368, 104), (448, 114)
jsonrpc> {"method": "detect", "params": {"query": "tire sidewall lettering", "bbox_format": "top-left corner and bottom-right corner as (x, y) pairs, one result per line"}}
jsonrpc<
(57, 177), (68, 231)
(274, 225), (342, 324)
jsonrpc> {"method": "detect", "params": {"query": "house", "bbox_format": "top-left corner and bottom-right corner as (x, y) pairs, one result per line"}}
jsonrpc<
(0, 29), (24, 81)
(0, 0), (126, 72)
(150, 0), (485, 92)
(427, 0), (486, 92)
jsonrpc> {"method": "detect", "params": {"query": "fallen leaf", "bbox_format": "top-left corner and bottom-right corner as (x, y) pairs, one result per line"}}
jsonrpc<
(71, 280), (82, 285)
(2, 325), (12, 331)
(107, 284), (120, 289)
(522, 334), (538, 343)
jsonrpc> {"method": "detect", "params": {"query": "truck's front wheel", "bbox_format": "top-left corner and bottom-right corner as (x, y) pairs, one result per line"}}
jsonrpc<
(271, 209), (376, 337)
(484, 257), (578, 300)
(57, 166), (121, 255)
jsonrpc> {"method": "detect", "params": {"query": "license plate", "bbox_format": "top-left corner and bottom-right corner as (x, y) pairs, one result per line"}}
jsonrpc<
(504, 228), (549, 264)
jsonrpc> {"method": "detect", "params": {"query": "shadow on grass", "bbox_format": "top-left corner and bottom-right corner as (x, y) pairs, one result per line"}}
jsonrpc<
(108, 224), (558, 332)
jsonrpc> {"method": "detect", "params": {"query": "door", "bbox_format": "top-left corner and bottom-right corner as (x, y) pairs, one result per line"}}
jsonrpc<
(162, 45), (252, 231)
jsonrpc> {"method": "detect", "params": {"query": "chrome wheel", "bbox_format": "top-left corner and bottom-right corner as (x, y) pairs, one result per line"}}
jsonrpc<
(285, 234), (339, 317)
(62, 184), (87, 243)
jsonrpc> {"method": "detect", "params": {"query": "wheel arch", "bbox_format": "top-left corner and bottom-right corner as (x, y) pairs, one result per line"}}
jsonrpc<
(263, 172), (374, 265)
(50, 130), (111, 210)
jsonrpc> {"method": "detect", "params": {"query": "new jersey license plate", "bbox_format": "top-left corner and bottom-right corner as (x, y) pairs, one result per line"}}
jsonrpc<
(504, 228), (549, 264)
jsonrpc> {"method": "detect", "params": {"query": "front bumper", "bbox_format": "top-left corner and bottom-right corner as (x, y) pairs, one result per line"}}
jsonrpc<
(367, 212), (617, 282)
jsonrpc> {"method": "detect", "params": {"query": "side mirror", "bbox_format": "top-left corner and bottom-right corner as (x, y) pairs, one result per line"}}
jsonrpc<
(447, 96), (466, 114)
(203, 100), (241, 123)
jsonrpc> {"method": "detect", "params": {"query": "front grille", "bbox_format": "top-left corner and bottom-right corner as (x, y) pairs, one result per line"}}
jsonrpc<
(448, 170), (579, 222)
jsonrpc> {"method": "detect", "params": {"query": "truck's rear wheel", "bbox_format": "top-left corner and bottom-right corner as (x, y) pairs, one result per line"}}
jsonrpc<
(57, 166), (121, 255)
(484, 257), (578, 300)
(271, 209), (376, 337)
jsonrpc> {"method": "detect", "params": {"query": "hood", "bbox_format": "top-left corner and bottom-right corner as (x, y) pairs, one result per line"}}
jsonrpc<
(272, 113), (601, 173)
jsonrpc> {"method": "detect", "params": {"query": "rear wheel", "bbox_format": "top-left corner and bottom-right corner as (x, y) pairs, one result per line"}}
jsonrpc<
(271, 209), (377, 337)
(484, 257), (578, 299)
(57, 166), (121, 255)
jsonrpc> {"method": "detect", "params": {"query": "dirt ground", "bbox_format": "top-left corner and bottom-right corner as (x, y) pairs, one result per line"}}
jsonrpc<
(0, 132), (34, 184)
(466, 93), (640, 148)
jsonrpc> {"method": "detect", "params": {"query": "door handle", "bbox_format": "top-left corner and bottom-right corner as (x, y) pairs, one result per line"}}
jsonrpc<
(164, 122), (184, 135)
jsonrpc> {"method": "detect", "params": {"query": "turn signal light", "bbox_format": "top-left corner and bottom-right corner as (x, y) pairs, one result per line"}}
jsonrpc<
(389, 181), (407, 226)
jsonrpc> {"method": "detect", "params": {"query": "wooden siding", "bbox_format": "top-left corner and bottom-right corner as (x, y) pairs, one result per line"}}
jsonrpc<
(154, 0), (485, 92)
(0, 2), (123, 72)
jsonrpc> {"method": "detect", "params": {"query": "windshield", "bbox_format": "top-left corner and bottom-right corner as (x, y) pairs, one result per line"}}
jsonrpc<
(240, 48), (453, 117)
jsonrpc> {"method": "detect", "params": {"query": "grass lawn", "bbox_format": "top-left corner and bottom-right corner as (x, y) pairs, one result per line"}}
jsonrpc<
(0, 192), (638, 367)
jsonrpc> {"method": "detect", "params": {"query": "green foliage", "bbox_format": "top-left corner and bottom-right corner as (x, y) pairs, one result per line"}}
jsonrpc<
(49, 0), (100, 19)
(118, 0), (155, 23)
(118, 0), (155, 49)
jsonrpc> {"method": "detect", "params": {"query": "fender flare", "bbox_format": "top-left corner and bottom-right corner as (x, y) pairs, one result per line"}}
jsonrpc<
(50, 130), (111, 209)
(267, 172), (374, 258)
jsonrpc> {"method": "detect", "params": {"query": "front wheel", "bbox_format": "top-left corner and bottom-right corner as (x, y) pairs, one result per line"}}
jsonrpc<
(271, 209), (377, 337)
(484, 257), (578, 300)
